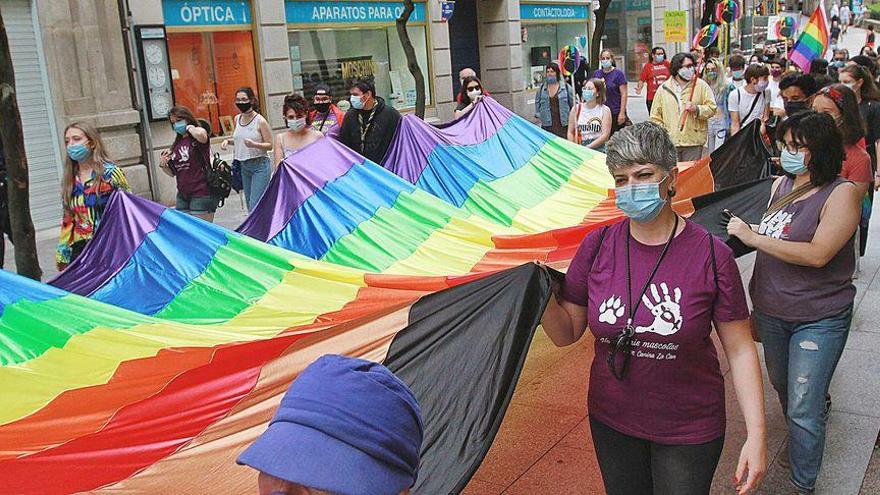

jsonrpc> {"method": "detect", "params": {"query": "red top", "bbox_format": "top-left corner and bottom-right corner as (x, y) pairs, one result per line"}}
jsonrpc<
(841, 143), (873, 183)
(639, 61), (671, 100)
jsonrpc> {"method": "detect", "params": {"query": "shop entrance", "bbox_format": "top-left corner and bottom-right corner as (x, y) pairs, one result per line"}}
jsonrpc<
(449, 0), (482, 97)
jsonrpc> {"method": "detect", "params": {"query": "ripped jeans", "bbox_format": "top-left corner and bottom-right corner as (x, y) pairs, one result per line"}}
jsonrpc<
(753, 306), (852, 492)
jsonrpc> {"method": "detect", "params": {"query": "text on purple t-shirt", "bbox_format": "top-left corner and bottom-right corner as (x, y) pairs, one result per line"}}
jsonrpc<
(561, 219), (749, 444)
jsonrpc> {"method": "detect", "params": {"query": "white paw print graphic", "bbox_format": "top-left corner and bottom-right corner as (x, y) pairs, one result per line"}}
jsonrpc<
(598, 295), (625, 325)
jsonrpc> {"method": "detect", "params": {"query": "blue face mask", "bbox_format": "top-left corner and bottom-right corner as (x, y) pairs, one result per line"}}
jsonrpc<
(655, 54), (665, 62)
(546, 76), (557, 84)
(172, 121), (188, 135)
(615, 177), (668, 223)
(732, 70), (745, 80)
(600, 59), (613, 69)
(350, 94), (365, 110)
(67, 143), (91, 162)
(582, 90), (595, 101)
(780, 149), (809, 175)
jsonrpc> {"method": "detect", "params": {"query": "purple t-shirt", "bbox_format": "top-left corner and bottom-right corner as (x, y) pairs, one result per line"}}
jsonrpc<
(561, 219), (749, 444)
(169, 135), (211, 197)
(593, 68), (628, 116)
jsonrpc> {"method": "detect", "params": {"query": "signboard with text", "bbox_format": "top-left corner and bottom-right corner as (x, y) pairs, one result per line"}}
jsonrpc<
(519, 3), (589, 21)
(163, 0), (252, 27)
(285, 1), (426, 24)
(664, 10), (687, 43)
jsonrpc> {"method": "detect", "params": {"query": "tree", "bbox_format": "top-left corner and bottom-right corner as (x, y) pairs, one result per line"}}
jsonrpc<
(0, 9), (42, 280)
(396, 0), (426, 118)
(590, 0), (614, 71)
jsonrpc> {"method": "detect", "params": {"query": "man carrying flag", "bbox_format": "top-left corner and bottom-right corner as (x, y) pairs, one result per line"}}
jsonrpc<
(789, 0), (831, 72)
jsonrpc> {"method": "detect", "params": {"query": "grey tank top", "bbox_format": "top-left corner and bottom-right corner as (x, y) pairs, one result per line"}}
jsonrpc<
(749, 176), (855, 321)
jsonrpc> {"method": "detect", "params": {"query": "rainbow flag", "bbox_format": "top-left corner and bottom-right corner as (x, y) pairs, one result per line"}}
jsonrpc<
(0, 100), (772, 494)
(789, 1), (831, 72)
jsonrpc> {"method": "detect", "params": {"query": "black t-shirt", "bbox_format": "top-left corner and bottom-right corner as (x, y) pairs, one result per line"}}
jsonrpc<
(455, 101), (470, 112)
(860, 99), (880, 167)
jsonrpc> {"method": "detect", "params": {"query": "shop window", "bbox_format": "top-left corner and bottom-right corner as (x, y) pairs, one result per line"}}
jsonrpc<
(289, 27), (432, 110)
(521, 23), (589, 90)
(167, 31), (259, 137)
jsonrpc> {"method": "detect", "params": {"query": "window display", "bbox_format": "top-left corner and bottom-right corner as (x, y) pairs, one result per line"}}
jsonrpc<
(288, 26), (432, 110)
(521, 23), (587, 90)
(167, 31), (259, 137)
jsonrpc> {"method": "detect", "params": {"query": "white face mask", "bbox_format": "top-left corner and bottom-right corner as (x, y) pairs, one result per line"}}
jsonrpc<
(287, 117), (306, 132)
(467, 88), (482, 100)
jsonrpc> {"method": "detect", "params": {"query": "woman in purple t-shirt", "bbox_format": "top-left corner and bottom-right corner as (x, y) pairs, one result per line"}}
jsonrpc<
(160, 106), (218, 222)
(593, 49), (629, 134)
(542, 122), (767, 495)
(727, 112), (860, 493)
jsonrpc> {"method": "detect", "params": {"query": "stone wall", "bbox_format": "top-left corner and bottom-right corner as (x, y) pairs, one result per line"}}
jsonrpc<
(35, 0), (147, 196)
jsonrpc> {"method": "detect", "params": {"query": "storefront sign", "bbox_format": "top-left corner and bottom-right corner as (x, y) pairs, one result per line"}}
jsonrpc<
(520, 3), (588, 21)
(664, 10), (688, 42)
(605, 0), (650, 12)
(163, 0), (252, 27)
(285, 1), (426, 24)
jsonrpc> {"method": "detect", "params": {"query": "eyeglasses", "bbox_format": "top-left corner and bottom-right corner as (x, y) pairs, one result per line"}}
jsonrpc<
(780, 141), (807, 154)
(467, 85), (481, 91)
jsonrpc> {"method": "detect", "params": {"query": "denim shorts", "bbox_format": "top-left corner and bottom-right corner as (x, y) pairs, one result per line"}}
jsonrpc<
(176, 192), (219, 214)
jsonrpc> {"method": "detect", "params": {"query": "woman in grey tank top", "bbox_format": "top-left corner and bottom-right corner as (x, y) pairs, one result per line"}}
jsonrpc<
(726, 112), (861, 494)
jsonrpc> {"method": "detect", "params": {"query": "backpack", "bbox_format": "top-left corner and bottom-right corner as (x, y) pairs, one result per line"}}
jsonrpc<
(204, 153), (233, 207)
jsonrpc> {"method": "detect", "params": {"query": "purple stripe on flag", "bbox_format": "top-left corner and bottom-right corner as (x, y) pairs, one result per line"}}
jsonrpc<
(237, 138), (363, 241)
(382, 97), (514, 183)
(50, 191), (165, 295)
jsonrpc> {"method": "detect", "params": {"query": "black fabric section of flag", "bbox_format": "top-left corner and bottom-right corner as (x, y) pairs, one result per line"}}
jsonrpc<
(383, 263), (553, 494)
(709, 120), (773, 189)
(691, 178), (774, 257)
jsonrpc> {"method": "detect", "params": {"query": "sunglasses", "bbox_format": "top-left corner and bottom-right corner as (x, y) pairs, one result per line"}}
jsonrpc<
(467, 85), (481, 91)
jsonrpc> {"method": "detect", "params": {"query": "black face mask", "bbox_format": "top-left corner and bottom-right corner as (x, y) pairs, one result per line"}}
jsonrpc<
(236, 102), (252, 113)
(314, 102), (331, 113)
(784, 100), (809, 116)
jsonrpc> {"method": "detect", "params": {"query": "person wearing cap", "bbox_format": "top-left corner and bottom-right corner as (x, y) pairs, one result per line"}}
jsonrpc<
(238, 354), (424, 495)
(310, 84), (346, 139)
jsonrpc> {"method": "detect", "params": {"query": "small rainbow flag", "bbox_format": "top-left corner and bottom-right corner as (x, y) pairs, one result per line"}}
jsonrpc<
(789, 1), (830, 72)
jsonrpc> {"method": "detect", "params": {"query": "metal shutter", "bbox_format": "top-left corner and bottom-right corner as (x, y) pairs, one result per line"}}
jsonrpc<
(2, 0), (62, 230)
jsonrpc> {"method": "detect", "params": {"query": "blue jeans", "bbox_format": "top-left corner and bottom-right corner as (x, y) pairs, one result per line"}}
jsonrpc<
(237, 156), (271, 212)
(754, 306), (853, 491)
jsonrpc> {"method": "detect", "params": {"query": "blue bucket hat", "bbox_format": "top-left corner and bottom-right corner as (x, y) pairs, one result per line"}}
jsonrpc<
(237, 355), (423, 495)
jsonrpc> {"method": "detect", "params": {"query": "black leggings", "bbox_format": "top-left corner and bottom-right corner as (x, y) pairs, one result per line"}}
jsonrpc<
(590, 418), (724, 495)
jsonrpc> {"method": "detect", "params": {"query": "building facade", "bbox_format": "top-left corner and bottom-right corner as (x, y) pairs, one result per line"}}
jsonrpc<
(6, 0), (703, 212)
(2, 0), (147, 230)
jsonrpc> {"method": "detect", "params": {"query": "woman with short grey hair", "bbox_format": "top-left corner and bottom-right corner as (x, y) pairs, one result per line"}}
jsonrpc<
(542, 122), (767, 495)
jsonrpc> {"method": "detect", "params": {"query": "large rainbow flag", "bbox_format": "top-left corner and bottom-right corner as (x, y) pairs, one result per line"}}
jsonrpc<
(0, 100), (772, 493)
(789, 1), (831, 72)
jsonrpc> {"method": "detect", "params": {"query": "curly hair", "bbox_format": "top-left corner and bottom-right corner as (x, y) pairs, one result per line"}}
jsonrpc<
(282, 93), (313, 126)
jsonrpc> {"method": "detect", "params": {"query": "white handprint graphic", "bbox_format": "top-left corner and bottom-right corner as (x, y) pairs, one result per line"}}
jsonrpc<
(635, 282), (683, 336)
(598, 295), (625, 325)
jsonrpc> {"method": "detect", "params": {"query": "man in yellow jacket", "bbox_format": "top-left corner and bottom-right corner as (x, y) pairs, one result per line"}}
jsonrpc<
(649, 53), (717, 161)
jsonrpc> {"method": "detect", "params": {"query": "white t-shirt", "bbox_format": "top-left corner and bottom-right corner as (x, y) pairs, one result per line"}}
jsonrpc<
(728, 87), (769, 128)
(732, 78), (746, 90)
(768, 79), (783, 110)
(576, 103), (610, 145)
